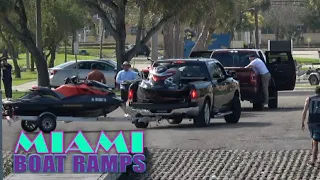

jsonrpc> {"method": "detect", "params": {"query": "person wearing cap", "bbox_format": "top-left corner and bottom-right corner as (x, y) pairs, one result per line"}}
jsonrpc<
(245, 54), (271, 106)
(1, 49), (12, 100)
(302, 86), (320, 166)
(116, 61), (138, 102)
(87, 63), (106, 83)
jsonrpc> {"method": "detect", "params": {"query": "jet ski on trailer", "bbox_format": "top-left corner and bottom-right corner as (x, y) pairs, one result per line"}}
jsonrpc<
(2, 76), (127, 133)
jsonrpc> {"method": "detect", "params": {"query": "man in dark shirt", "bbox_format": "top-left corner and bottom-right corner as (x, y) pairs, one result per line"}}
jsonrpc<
(1, 57), (12, 100)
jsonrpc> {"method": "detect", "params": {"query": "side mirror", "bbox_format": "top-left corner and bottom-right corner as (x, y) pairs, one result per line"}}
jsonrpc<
(229, 71), (237, 78)
(217, 77), (225, 83)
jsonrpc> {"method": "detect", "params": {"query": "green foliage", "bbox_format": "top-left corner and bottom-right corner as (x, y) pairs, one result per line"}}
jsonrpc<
(41, 0), (89, 48)
(303, 0), (320, 31)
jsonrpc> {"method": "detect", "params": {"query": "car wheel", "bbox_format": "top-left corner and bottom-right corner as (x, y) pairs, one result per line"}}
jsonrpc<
(224, 96), (241, 123)
(168, 117), (183, 124)
(253, 102), (263, 111)
(193, 100), (211, 127)
(309, 75), (319, 85)
(21, 120), (38, 132)
(134, 121), (149, 128)
(38, 114), (57, 133)
(268, 89), (278, 109)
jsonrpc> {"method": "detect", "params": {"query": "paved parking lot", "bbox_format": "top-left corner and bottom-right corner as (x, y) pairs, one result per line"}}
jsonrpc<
(3, 91), (320, 179)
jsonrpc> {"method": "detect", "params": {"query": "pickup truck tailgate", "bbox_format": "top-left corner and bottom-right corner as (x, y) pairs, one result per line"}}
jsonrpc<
(225, 67), (257, 86)
(225, 67), (260, 101)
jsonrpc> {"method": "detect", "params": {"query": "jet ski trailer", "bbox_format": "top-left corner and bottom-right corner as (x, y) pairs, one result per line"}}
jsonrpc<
(2, 104), (169, 133)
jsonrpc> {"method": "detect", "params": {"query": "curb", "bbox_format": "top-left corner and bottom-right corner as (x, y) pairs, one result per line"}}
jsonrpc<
(98, 172), (122, 180)
(4, 173), (122, 180)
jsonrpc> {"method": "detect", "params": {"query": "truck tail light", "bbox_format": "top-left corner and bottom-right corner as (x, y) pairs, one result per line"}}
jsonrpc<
(190, 89), (198, 99)
(128, 89), (134, 102)
(50, 70), (58, 75)
(250, 71), (257, 86)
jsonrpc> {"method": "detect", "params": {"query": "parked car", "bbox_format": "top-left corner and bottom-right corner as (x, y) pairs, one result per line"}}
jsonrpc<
(49, 60), (141, 88)
(189, 49), (296, 110)
(128, 59), (241, 128)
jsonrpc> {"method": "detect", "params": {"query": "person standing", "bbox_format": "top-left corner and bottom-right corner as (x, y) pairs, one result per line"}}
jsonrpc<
(116, 61), (138, 102)
(302, 86), (320, 166)
(245, 54), (271, 105)
(1, 58), (13, 100)
(87, 63), (106, 84)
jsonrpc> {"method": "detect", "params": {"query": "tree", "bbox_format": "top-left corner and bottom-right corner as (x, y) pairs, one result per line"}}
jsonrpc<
(81, 0), (195, 69)
(187, 0), (239, 52)
(0, 0), (50, 86)
(41, 0), (89, 67)
(0, 27), (21, 78)
(303, 0), (320, 32)
(263, 2), (308, 40)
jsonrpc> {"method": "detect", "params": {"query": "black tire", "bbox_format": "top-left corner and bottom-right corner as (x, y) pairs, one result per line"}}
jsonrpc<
(134, 121), (149, 128)
(253, 102), (263, 111)
(193, 100), (211, 127)
(224, 96), (241, 123)
(268, 89), (278, 109)
(309, 75), (319, 85)
(21, 120), (38, 132)
(38, 114), (57, 133)
(168, 117), (183, 124)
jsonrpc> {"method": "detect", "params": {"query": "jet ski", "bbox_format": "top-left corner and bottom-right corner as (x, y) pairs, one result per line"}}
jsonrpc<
(2, 76), (124, 118)
(134, 65), (191, 103)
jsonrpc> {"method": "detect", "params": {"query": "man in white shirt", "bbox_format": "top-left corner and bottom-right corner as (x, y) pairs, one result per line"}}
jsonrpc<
(116, 61), (138, 102)
(245, 54), (271, 105)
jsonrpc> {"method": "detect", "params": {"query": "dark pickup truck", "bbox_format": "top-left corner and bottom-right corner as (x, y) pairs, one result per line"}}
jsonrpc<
(128, 59), (241, 128)
(189, 49), (296, 110)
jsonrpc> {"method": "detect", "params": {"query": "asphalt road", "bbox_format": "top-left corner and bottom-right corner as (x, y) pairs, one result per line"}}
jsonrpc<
(2, 91), (314, 151)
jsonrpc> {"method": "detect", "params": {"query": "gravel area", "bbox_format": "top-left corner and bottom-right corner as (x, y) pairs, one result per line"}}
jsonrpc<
(128, 148), (320, 180)
(3, 151), (13, 178)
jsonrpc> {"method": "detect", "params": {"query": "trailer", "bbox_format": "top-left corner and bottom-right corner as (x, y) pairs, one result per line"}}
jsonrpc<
(2, 104), (186, 133)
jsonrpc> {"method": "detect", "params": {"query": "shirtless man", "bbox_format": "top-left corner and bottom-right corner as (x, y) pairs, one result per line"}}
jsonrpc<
(87, 63), (106, 83)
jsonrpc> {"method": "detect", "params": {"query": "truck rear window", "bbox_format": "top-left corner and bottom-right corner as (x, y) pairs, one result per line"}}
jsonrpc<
(211, 51), (254, 67)
(189, 51), (212, 58)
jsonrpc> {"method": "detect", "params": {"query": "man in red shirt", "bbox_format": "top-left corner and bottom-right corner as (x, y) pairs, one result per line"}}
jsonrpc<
(87, 63), (106, 83)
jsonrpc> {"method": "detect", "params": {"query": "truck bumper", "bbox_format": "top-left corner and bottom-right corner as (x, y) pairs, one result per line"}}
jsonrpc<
(127, 102), (199, 118)
(239, 87), (262, 103)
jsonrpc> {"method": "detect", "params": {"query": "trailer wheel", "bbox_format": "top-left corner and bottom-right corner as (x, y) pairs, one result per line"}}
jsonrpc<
(134, 121), (149, 128)
(193, 99), (211, 127)
(38, 114), (57, 133)
(309, 75), (319, 85)
(168, 117), (183, 124)
(21, 120), (38, 132)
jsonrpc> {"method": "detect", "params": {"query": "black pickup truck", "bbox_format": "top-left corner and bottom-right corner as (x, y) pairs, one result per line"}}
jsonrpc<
(127, 59), (241, 128)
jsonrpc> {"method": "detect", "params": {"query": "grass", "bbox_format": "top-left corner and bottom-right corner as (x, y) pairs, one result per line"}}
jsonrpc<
(11, 90), (28, 99)
(295, 83), (316, 88)
(11, 53), (99, 69)
(295, 57), (320, 64)
(6, 53), (100, 87)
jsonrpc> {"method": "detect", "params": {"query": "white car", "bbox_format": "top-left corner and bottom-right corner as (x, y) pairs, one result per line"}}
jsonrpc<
(49, 59), (118, 88)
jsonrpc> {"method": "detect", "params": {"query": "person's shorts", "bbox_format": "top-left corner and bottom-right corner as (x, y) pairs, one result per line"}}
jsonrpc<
(309, 128), (320, 142)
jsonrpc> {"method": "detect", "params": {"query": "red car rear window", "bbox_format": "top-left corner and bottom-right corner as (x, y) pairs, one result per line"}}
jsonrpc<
(212, 51), (257, 67)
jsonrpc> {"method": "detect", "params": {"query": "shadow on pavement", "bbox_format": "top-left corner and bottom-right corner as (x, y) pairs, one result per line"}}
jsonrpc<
(147, 121), (272, 130)
(242, 106), (303, 112)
